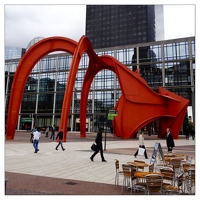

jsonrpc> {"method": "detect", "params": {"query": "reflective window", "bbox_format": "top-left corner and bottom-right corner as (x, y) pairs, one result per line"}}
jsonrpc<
(57, 72), (68, 91)
(165, 62), (190, 86)
(164, 41), (189, 60)
(39, 73), (55, 92)
(140, 63), (162, 87)
(191, 40), (195, 58)
(116, 48), (134, 65)
(58, 55), (72, 71)
(21, 94), (37, 113)
(9, 61), (18, 72)
(55, 92), (64, 113)
(24, 74), (38, 93)
(149, 45), (162, 61)
(38, 92), (54, 113)
(40, 57), (56, 72)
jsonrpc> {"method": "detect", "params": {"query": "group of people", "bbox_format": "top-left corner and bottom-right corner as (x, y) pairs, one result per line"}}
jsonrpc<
(30, 125), (181, 162)
(185, 126), (195, 140)
(30, 126), (65, 153)
(90, 127), (176, 162)
(44, 125), (56, 140)
(134, 127), (175, 159)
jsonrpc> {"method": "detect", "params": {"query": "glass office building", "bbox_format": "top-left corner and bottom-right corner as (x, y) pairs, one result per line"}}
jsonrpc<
(5, 36), (195, 133)
(86, 5), (158, 49)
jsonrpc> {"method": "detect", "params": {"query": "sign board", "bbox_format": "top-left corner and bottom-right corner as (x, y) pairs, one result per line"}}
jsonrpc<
(149, 142), (164, 165)
(107, 110), (118, 120)
(21, 118), (32, 123)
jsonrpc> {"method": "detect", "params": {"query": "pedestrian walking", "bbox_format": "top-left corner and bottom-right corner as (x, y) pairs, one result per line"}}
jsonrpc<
(110, 125), (114, 134)
(191, 127), (195, 140)
(166, 128), (175, 152)
(55, 128), (65, 151)
(30, 128), (36, 143)
(45, 126), (49, 137)
(134, 132), (148, 159)
(90, 127), (106, 162)
(50, 125), (56, 140)
(185, 126), (190, 140)
(33, 128), (41, 153)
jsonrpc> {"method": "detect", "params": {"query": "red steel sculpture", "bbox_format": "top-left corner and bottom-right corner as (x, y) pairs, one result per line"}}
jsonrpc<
(6, 36), (189, 141)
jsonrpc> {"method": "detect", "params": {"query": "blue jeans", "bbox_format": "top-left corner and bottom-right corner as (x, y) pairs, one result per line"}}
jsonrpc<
(33, 139), (39, 151)
(56, 139), (64, 150)
(50, 132), (55, 140)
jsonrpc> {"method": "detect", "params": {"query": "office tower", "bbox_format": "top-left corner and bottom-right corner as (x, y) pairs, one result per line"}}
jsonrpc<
(155, 5), (164, 41)
(86, 5), (158, 49)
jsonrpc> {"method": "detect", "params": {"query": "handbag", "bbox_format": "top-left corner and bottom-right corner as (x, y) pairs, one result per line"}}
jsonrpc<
(138, 147), (145, 156)
(91, 143), (98, 151)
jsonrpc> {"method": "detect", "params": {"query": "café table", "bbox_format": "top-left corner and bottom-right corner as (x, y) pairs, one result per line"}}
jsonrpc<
(164, 156), (185, 163)
(134, 171), (163, 179)
(133, 171), (163, 184)
(127, 161), (149, 171)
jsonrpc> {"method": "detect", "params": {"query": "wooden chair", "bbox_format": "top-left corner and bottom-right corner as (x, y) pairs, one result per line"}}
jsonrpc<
(121, 164), (134, 194)
(145, 174), (163, 195)
(114, 159), (123, 188)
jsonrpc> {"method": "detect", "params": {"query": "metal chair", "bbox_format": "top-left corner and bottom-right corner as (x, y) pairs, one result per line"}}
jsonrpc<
(161, 169), (184, 194)
(170, 158), (182, 183)
(149, 162), (155, 172)
(182, 163), (195, 192)
(145, 174), (163, 195)
(185, 168), (195, 194)
(160, 167), (174, 187)
(114, 159), (124, 188)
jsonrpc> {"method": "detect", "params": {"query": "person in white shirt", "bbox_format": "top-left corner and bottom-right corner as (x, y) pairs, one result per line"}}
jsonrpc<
(134, 132), (148, 159)
(33, 128), (41, 153)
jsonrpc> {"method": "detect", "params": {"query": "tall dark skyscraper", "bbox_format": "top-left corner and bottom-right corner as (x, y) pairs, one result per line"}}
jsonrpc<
(86, 5), (156, 49)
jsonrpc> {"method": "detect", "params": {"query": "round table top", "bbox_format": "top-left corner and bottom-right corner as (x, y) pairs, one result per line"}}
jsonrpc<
(127, 161), (149, 168)
(164, 153), (184, 157)
(164, 157), (185, 162)
(134, 171), (163, 178)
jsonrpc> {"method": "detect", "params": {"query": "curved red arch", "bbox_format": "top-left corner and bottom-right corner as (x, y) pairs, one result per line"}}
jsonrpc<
(6, 37), (78, 139)
(6, 36), (189, 140)
(80, 53), (189, 139)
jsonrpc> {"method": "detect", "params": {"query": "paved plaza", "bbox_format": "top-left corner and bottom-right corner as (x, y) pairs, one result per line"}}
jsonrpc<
(5, 131), (195, 195)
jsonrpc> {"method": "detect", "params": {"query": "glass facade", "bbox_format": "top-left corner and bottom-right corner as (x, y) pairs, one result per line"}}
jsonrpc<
(5, 37), (195, 132)
(86, 5), (156, 48)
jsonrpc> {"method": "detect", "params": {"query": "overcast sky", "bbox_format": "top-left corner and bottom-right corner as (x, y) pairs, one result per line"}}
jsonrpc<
(4, 4), (195, 48)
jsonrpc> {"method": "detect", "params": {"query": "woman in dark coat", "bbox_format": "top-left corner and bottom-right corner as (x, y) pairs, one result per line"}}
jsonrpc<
(90, 128), (106, 162)
(166, 128), (175, 152)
